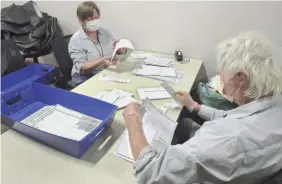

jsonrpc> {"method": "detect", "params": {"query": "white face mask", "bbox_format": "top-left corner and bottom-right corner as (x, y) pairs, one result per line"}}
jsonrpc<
(85, 19), (100, 32)
(220, 78), (241, 103)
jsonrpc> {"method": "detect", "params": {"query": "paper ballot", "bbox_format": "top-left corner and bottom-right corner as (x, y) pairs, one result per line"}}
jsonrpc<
(144, 56), (174, 67)
(111, 39), (135, 61)
(94, 89), (135, 109)
(137, 87), (172, 100)
(21, 105), (102, 141)
(132, 64), (177, 77)
(114, 99), (177, 162)
(160, 82), (184, 107)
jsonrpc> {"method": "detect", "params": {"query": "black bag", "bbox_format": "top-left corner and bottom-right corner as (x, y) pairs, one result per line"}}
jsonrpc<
(1, 39), (25, 76)
(1, 1), (60, 58)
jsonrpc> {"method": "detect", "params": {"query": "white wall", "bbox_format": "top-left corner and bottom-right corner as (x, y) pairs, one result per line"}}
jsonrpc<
(2, 1), (282, 77)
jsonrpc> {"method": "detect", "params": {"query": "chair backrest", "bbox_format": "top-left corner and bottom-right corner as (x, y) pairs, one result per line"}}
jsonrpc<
(1, 39), (25, 76)
(51, 35), (73, 85)
(262, 169), (282, 184)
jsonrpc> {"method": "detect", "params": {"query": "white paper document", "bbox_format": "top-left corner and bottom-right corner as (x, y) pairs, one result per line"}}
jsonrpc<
(132, 64), (177, 77)
(114, 99), (178, 163)
(144, 69), (185, 84)
(99, 74), (130, 83)
(137, 87), (172, 100)
(21, 105), (102, 141)
(94, 89), (135, 109)
(131, 53), (152, 59)
(111, 39), (135, 61)
(144, 56), (174, 67)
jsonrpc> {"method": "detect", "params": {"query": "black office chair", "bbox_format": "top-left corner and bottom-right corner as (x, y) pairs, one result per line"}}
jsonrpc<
(262, 169), (282, 184)
(51, 35), (78, 89)
(1, 39), (26, 76)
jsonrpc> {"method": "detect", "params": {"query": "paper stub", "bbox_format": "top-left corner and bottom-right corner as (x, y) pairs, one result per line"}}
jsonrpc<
(137, 87), (172, 100)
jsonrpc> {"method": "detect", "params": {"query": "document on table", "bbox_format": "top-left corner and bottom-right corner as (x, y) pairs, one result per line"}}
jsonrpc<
(94, 89), (135, 109)
(111, 39), (135, 61)
(114, 99), (178, 163)
(21, 105), (102, 141)
(137, 87), (172, 100)
(160, 82), (183, 107)
(132, 64), (177, 77)
(145, 69), (185, 84)
(99, 74), (131, 83)
(144, 56), (174, 67)
(131, 53), (152, 59)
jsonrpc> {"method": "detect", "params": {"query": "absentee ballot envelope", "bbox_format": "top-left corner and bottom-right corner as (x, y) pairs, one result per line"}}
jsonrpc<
(160, 82), (184, 107)
(111, 39), (135, 61)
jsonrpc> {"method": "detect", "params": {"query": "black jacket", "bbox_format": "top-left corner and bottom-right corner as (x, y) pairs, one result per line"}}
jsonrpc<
(1, 1), (60, 57)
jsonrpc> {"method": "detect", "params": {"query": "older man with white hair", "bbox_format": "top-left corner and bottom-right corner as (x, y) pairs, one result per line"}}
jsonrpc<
(123, 31), (282, 184)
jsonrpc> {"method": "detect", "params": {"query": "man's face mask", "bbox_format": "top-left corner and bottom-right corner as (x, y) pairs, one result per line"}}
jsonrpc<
(85, 19), (100, 32)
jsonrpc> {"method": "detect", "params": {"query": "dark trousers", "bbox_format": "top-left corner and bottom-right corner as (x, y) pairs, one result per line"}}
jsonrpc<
(172, 107), (205, 145)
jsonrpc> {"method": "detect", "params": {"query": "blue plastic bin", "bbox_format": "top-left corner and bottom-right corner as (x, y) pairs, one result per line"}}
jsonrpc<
(1, 83), (118, 158)
(1, 64), (56, 95)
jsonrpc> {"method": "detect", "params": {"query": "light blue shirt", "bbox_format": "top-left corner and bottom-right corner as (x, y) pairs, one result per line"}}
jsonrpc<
(134, 95), (282, 184)
(68, 27), (116, 78)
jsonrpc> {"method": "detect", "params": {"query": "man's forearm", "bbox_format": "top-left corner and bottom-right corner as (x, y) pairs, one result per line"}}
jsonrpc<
(125, 115), (148, 160)
(81, 58), (104, 72)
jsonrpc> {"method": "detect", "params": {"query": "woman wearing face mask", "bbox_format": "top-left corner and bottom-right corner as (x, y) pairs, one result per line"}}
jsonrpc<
(68, 1), (127, 84)
(122, 32), (282, 183)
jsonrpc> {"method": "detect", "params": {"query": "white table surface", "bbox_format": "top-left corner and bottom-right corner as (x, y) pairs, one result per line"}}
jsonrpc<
(1, 50), (202, 184)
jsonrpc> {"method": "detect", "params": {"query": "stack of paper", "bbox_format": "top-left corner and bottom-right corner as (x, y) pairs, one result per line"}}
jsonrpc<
(132, 64), (177, 77)
(160, 82), (183, 107)
(145, 69), (185, 84)
(144, 56), (174, 67)
(21, 105), (102, 141)
(137, 87), (172, 100)
(114, 99), (177, 163)
(131, 53), (152, 59)
(94, 89), (135, 109)
(99, 74), (131, 83)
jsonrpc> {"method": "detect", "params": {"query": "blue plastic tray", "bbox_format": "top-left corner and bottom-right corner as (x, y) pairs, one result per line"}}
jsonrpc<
(1, 83), (118, 158)
(1, 64), (56, 95)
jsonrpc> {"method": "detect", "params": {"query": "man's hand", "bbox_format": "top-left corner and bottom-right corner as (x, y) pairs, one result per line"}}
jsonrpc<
(176, 91), (197, 112)
(123, 102), (141, 124)
(113, 40), (127, 54)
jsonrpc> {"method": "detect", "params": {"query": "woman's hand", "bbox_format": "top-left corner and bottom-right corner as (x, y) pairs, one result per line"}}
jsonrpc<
(101, 56), (113, 67)
(176, 91), (197, 112)
(113, 40), (127, 54)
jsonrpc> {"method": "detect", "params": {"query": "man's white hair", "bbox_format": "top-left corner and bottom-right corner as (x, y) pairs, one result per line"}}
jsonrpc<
(217, 31), (282, 99)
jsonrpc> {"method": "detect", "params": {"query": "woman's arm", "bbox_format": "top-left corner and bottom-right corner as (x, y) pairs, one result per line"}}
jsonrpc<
(125, 114), (148, 160)
(81, 56), (111, 73)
